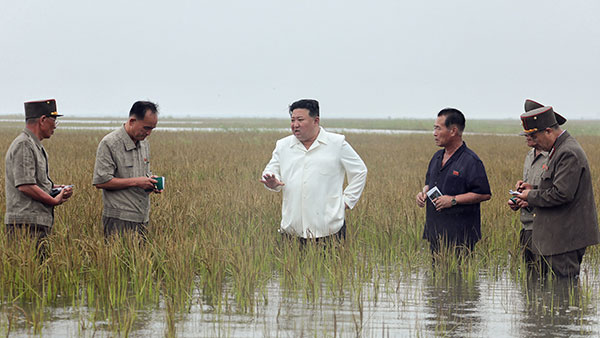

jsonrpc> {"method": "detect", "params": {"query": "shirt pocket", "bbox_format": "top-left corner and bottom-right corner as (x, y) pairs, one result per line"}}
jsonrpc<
(443, 174), (466, 196)
(125, 159), (136, 177)
(539, 169), (553, 189)
(117, 153), (135, 178)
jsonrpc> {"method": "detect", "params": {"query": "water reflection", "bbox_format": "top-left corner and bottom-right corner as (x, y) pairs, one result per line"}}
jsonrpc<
(2, 270), (600, 337)
(518, 278), (596, 337)
(423, 271), (483, 337)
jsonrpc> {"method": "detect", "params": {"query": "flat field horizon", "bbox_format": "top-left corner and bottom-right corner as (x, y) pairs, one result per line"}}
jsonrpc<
(1, 115), (600, 136)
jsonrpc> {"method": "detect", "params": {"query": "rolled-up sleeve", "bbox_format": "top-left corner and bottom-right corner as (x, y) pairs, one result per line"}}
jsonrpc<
(93, 140), (116, 185)
(12, 142), (37, 187)
(341, 140), (367, 209)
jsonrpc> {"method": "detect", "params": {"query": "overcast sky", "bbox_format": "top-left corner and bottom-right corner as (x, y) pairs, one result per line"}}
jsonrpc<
(1, 0), (599, 119)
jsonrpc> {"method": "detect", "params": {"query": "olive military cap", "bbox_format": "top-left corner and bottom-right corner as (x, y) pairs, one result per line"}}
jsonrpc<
(24, 99), (63, 120)
(520, 106), (565, 135)
(523, 99), (566, 123)
(524, 99), (544, 112)
(519, 99), (567, 135)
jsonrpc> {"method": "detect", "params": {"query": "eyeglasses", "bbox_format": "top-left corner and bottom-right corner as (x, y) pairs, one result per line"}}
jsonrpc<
(47, 116), (59, 126)
(528, 129), (549, 140)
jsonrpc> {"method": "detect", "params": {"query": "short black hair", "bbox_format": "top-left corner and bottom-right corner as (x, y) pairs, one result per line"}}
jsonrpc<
(129, 101), (159, 120)
(438, 108), (465, 132)
(289, 99), (319, 118)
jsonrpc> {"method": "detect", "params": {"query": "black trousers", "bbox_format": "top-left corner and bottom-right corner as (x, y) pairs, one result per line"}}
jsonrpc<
(519, 229), (538, 268)
(281, 221), (346, 245)
(428, 235), (475, 257)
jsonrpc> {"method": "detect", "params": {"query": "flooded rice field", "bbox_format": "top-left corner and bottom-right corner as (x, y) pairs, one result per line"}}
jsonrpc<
(2, 268), (599, 337)
(1, 121), (599, 337)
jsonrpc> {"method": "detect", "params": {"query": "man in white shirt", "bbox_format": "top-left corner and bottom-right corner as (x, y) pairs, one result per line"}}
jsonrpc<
(260, 99), (367, 242)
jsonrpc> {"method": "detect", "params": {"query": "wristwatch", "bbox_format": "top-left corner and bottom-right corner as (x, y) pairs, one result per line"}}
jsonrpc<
(451, 197), (457, 206)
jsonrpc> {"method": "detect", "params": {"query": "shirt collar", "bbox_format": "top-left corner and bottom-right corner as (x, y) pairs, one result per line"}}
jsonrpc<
(315, 127), (328, 144)
(437, 142), (466, 168)
(438, 141), (466, 158)
(290, 127), (327, 148)
(23, 128), (43, 149)
(548, 130), (569, 160)
(551, 130), (569, 151)
(534, 149), (548, 158)
(118, 124), (138, 151)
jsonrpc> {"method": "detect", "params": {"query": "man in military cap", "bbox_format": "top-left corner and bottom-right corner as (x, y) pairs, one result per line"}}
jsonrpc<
(507, 99), (557, 271)
(4, 99), (73, 253)
(514, 102), (599, 279)
(93, 101), (162, 238)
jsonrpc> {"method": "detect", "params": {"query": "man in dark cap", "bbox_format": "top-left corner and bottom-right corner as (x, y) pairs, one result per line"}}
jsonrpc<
(4, 99), (73, 254)
(416, 108), (491, 257)
(514, 102), (599, 279)
(507, 99), (554, 271)
(92, 101), (162, 239)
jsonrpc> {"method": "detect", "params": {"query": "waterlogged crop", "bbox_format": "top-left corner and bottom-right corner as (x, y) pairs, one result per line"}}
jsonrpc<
(0, 122), (598, 336)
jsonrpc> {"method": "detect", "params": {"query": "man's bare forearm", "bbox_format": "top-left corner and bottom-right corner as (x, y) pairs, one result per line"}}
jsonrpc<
(17, 184), (59, 206)
(454, 192), (491, 205)
(95, 177), (137, 190)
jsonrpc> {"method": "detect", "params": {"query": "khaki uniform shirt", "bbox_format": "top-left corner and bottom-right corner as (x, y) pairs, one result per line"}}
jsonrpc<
(520, 149), (548, 230)
(4, 128), (54, 227)
(92, 126), (151, 223)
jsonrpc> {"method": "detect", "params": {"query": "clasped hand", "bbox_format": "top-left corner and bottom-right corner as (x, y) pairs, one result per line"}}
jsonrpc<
(432, 195), (453, 211)
(416, 192), (453, 211)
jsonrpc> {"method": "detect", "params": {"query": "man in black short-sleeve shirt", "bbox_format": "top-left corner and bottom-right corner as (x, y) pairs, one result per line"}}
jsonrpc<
(416, 108), (491, 254)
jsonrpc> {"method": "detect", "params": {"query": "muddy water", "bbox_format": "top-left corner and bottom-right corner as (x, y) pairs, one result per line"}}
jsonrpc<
(3, 270), (598, 337)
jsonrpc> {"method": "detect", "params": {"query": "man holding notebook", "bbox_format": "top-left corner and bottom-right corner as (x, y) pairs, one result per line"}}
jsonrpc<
(513, 103), (599, 279)
(416, 108), (491, 256)
(92, 101), (162, 238)
(4, 99), (73, 256)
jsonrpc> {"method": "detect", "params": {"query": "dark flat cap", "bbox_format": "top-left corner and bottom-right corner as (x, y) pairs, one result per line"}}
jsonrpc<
(24, 99), (63, 120)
